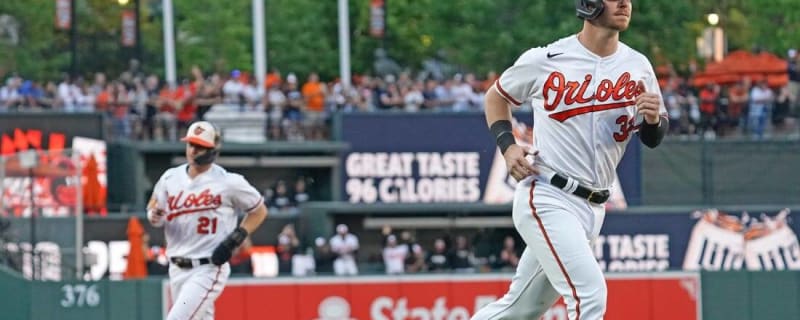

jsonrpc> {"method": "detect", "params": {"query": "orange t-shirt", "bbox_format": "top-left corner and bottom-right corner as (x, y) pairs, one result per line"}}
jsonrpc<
(95, 90), (112, 112)
(301, 81), (325, 112)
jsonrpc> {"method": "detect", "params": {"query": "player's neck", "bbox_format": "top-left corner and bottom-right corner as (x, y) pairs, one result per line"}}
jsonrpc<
(577, 24), (619, 58)
(187, 163), (212, 178)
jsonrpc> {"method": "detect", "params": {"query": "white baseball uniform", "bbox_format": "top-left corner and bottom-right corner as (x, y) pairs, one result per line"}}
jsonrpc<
(151, 163), (263, 320)
(472, 34), (666, 320)
(330, 233), (360, 275)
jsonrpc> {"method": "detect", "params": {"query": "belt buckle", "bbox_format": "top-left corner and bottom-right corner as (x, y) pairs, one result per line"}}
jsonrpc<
(586, 190), (597, 202)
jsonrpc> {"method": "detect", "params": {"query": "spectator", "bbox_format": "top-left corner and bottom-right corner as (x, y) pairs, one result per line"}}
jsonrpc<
(110, 81), (133, 140)
(787, 49), (800, 117)
(330, 224), (359, 276)
(726, 81), (748, 136)
(42, 81), (63, 111)
(451, 235), (476, 273)
(276, 234), (295, 275)
(293, 177), (310, 205)
(425, 238), (452, 272)
(18, 80), (44, 109)
(283, 75), (305, 141)
(266, 82), (287, 140)
(275, 224), (301, 275)
(174, 79), (198, 134)
(403, 81), (425, 112)
(141, 75), (161, 140)
(382, 234), (407, 274)
(279, 223), (301, 249)
(57, 74), (79, 112)
(422, 79), (440, 110)
(698, 83), (719, 136)
(268, 180), (293, 211)
(379, 82), (403, 110)
(154, 82), (179, 141)
(492, 236), (521, 271)
(435, 78), (455, 110)
(451, 73), (474, 112)
(399, 230), (425, 273)
(301, 73), (327, 139)
(748, 80), (773, 139)
(773, 84), (792, 134)
(222, 69), (244, 106)
(0, 76), (22, 111)
(313, 237), (335, 275)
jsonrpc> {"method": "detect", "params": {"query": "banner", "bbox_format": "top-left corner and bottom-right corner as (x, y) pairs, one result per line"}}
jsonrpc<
(340, 113), (641, 207)
(369, 0), (386, 38)
(55, 0), (71, 30)
(204, 273), (699, 320)
(0, 114), (106, 217)
(598, 208), (800, 272)
(121, 10), (136, 47)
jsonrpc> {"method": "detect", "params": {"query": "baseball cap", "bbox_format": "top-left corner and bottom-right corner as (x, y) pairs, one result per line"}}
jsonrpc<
(181, 121), (218, 148)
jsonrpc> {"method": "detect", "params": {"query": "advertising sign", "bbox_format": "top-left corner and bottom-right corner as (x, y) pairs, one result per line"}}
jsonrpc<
(205, 273), (699, 320)
(0, 114), (106, 217)
(340, 113), (641, 208)
(598, 208), (799, 272)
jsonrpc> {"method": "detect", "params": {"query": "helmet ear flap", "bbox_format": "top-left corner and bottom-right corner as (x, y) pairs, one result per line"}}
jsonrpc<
(576, 0), (605, 20)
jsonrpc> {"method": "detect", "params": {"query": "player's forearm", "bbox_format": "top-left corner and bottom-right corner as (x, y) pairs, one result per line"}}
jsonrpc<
(485, 86), (518, 154)
(484, 85), (514, 127)
(239, 203), (268, 235)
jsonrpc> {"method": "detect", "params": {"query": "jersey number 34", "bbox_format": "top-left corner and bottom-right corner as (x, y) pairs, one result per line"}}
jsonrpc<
(197, 217), (218, 234)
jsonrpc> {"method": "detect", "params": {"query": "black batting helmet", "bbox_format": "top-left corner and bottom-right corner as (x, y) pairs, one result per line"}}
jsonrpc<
(576, 0), (604, 20)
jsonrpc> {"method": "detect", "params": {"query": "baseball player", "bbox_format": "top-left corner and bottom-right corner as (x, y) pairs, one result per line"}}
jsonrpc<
(147, 121), (268, 320)
(472, 1), (667, 319)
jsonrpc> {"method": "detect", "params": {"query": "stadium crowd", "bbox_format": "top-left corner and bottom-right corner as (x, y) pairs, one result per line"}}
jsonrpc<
(2, 49), (799, 142)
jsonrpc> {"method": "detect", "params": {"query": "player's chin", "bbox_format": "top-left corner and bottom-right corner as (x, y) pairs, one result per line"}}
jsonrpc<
(611, 22), (630, 31)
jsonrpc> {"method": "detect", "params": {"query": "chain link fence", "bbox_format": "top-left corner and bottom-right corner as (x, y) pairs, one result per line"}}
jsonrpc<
(642, 139), (800, 206)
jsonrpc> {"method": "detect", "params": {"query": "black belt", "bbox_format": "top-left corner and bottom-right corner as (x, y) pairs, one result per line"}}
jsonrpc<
(170, 257), (212, 269)
(550, 174), (610, 204)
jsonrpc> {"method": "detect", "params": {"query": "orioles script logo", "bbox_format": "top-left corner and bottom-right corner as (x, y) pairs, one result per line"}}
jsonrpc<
(544, 71), (644, 122)
(166, 189), (222, 221)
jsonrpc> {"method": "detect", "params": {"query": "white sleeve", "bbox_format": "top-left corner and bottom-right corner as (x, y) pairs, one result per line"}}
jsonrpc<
(496, 48), (543, 106)
(148, 172), (168, 211)
(228, 174), (264, 213)
(349, 235), (359, 251)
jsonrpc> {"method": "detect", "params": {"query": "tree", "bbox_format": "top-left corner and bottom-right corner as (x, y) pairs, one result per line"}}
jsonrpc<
(2, 0), (799, 81)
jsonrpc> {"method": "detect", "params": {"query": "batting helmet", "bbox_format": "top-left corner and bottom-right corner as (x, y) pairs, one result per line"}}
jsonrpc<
(575, 0), (604, 20)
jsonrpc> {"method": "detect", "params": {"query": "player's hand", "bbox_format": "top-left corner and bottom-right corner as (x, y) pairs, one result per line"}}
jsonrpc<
(503, 145), (539, 182)
(212, 227), (249, 266)
(635, 80), (661, 125)
(147, 209), (165, 227)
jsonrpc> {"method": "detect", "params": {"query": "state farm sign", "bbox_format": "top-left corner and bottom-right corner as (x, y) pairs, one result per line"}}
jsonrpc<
(190, 273), (699, 320)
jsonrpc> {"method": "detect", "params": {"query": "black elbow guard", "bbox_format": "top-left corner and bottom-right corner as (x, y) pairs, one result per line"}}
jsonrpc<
(639, 117), (668, 148)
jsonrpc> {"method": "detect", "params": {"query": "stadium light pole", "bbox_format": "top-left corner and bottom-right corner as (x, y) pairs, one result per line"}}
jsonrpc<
(338, 0), (351, 90)
(162, 0), (177, 87)
(253, 0), (267, 96)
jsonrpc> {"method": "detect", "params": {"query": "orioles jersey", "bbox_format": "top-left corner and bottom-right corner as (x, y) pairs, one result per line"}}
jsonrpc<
(496, 34), (667, 189)
(150, 163), (263, 259)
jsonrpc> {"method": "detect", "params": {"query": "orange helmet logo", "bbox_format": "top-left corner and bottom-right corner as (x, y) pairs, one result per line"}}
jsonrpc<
(193, 126), (205, 135)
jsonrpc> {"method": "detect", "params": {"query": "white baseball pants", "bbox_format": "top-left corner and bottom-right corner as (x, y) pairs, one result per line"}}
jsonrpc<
(167, 263), (230, 320)
(472, 179), (607, 320)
